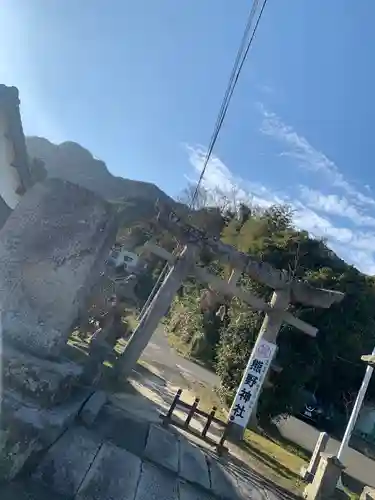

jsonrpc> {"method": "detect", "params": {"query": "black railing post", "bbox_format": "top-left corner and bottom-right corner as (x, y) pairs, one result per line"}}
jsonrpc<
(201, 406), (217, 438)
(184, 397), (200, 428)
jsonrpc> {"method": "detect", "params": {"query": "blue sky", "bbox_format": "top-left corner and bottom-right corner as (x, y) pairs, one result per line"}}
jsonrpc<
(1, 0), (375, 273)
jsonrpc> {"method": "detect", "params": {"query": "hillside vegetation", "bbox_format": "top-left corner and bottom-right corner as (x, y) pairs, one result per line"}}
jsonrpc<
(163, 202), (375, 423)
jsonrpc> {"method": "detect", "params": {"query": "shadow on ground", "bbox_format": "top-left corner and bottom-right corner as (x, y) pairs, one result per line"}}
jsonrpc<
(64, 332), (366, 499)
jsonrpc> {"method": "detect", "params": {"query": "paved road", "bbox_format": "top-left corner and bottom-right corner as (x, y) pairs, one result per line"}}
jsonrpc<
(141, 326), (219, 388)
(141, 327), (375, 489)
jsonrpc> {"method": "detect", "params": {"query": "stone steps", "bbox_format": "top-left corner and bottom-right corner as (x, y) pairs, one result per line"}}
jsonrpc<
(30, 423), (240, 499)
(0, 403), (274, 499)
(26, 402), (250, 500)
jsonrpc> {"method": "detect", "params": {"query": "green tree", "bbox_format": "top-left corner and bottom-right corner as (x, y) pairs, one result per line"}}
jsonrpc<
(165, 201), (375, 424)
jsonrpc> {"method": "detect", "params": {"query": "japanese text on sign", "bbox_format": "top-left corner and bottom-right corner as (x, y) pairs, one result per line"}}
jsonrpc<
(229, 339), (277, 428)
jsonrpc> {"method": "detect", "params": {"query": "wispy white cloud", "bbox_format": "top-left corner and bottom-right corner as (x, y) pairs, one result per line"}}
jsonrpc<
(185, 144), (375, 274)
(300, 187), (375, 227)
(186, 145), (281, 208)
(258, 104), (375, 208)
(257, 84), (275, 95)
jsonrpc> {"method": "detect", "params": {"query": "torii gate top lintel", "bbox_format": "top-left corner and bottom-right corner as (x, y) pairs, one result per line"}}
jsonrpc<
(155, 206), (344, 310)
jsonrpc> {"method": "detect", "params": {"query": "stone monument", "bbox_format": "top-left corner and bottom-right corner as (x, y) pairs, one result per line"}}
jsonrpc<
(0, 178), (118, 481)
(0, 84), (32, 229)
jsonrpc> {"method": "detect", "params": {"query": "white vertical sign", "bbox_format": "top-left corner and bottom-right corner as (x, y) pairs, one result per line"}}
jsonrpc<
(229, 339), (277, 427)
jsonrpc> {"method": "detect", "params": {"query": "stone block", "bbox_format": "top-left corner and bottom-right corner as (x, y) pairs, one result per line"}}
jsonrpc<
(207, 458), (241, 500)
(2, 345), (83, 407)
(79, 390), (107, 426)
(0, 178), (118, 358)
(0, 416), (42, 482)
(77, 442), (141, 500)
(179, 482), (215, 500)
(135, 462), (179, 500)
(0, 479), (68, 500)
(179, 439), (210, 490)
(0, 358), (93, 485)
(303, 454), (345, 500)
(236, 478), (266, 500)
(0, 389), (91, 482)
(144, 424), (179, 473)
(361, 486), (375, 500)
(93, 404), (150, 456)
(34, 426), (102, 497)
(13, 389), (92, 445)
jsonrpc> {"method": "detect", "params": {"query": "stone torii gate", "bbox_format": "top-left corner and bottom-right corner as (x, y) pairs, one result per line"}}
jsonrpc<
(119, 208), (344, 436)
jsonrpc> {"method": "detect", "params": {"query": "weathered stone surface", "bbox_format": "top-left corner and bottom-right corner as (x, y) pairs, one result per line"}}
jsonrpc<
(2, 345), (83, 407)
(0, 416), (42, 482)
(79, 390), (107, 426)
(0, 195), (11, 230)
(144, 424), (180, 473)
(0, 85), (32, 212)
(236, 477), (267, 500)
(303, 454), (345, 500)
(0, 388), (90, 482)
(34, 426), (102, 496)
(179, 481), (215, 500)
(0, 178), (118, 358)
(208, 458), (241, 500)
(93, 404), (150, 456)
(361, 486), (375, 500)
(13, 389), (92, 445)
(135, 462), (179, 500)
(179, 439), (210, 490)
(0, 479), (68, 500)
(77, 442), (141, 500)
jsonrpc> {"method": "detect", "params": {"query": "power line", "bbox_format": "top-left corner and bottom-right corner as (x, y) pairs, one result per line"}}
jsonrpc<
(142, 1), (269, 317)
(190, 0), (269, 209)
(191, 0), (260, 208)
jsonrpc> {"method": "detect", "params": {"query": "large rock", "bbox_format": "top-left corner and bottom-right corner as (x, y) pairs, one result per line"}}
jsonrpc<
(0, 178), (118, 358)
(0, 178), (118, 482)
(2, 345), (83, 407)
